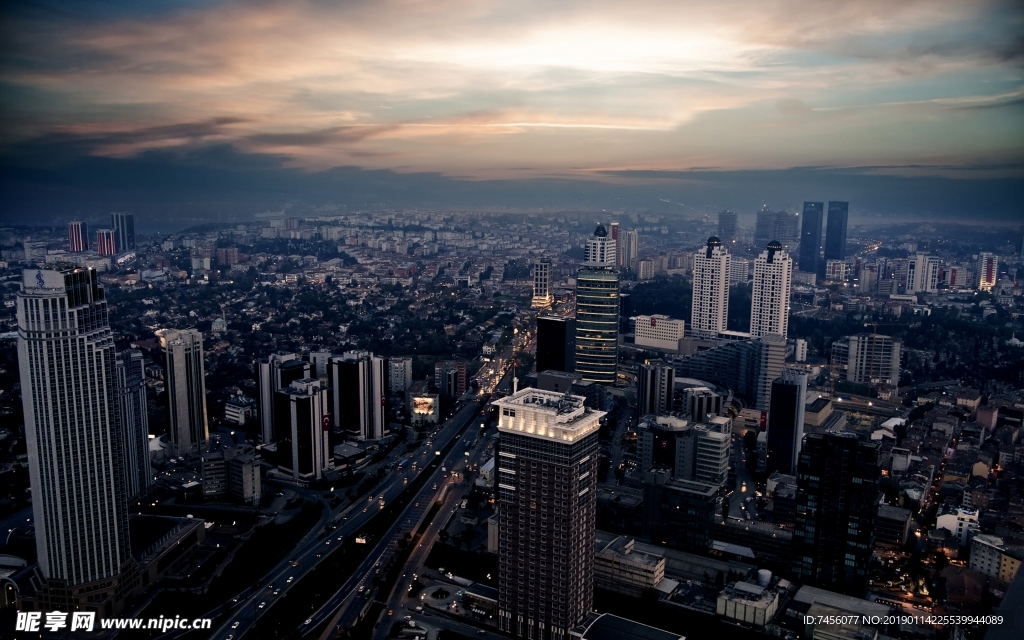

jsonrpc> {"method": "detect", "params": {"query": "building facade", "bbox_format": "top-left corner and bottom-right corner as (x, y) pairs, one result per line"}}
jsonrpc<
(750, 241), (793, 339)
(532, 258), (554, 308)
(68, 221), (89, 252)
(634, 314), (685, 352)
(330, 351), (388, 440)
(273, 379), (333, 482)
(158, 328), (209, 457)
(977, 252), (997, 291)
(494, 389), (604, 640)
(389, 356), (413, 393)
(824, 201), (849, 261)
(115, 349), (151, 502)
(96, 229), (117, 256)
(17, 267), (136, 614)
(764, 371), (807, 476)
(536, 316), (575, 374)
(574, 266), (619, 385)
(831, 334), (901, 385)
(111, 212), (136, 252)
(637, 360), (674, 418)
(691, 237), (730, 336)
(256, 353), (310, 444)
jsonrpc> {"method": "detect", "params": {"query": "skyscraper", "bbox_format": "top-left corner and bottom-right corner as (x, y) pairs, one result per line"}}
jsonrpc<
(17, 267), (136, 614)
(798, 201), (824, 274)
(690, 237), (730, 336)
(115, 349), (151, 502)
(584, 224), (617, 266)
(96, 229), (117, 256)
(717, 209), (738, 244)
(68, 221), (89, 252)
(764, 370), (807, 476)
(329, 351), (388, 440)
(111, 212), (136, 252)
(273, 378), (333, 482)
(824, 201), (849, 261)
(256, 353), (310, 444)
(621, 229), (639, 271)
(574, 267), (619, 385)
(532, 258), (554, 308)
(977, 252), (998, 291)
(637, 360), (674, 417)
(158, 328), (209, 457)
(536, 315), (575, 373)
(750, 241), (793, 339)
(494, 389), (604, 640)
(792, 432), (880, 595)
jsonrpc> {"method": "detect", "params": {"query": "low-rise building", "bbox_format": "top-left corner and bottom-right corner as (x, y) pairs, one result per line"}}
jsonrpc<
(716, 581), (780, 627)
(594, 536), (666, 597)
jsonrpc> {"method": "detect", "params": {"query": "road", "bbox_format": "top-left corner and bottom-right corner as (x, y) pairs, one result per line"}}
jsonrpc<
(368, 415), (498, 640)
(313, 402), (488, 638)
(209, 402), (482, 640)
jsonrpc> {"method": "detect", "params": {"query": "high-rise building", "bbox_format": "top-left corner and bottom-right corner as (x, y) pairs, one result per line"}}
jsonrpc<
(691, 237), (730, 336)
(754, 205), (775, 247)
(494, 389), (604, 640)
(750, 241), (793, 339)
(584, 224), (617, 266)
(532, 258), (554, 308)
(115, 349), (151, 502)
(798, 202), (824, 274)
(330, 351), (388, 440)
(110, 212), (136, 252)
(907, 253), (940, 293)
(158, 328), (209, 457)
(717, 210), (738, 244)
(637, 360), (675, 417)
(674, 335), (786, 411)
(621, 229), (639, 271)
(634, 314), (685, 352)
(792, 432), (880, 595)
(764, 371), (807, 476)
(609, 222), (621, 268)
(729, 258), (750, 285)
(642, 470), (719, 551)
(860, 262), (880, 293)
(389, 356), (413, 393)
(17, 267), (137, 614)
(824, 201), (849, 261)
(68, 221), (89, 252)
(256, 354), (310, 444)
(831, 334), (902, 385)
(637, 415), (729, 486)
(977, 252), (998, 291)
(96, 229), (117, 256)
(273, 378), (333, 482)
(434, 360), (466, 398)
(773, 211), (800, 251)
(536, 316), (575, 373)
(574, 265), (619, 385)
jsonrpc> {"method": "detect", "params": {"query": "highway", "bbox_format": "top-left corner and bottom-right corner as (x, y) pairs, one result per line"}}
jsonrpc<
(209, 400), (482, 640)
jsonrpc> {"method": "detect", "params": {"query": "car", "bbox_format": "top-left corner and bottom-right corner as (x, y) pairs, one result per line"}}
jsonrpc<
(231, 622), (240, 629)
(326, 540), (331, 545)
(258, 602), (266, 609)
(304, 618), (313, 625)
(388, 609), (394, 616)
(478, 631), (487, 636)
(337, 536), (343, 541)
(272, 589), (280, 596)
(290, 560), (299, 567)
(287, 576), (294, 583)
(363, 507), (368, 513)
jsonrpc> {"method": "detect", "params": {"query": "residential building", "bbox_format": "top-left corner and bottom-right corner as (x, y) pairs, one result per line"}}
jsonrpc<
(798, 201), (824, 275)
(637, 361), (674, 417)
(750, 241), (793, 339)
(434, 359), (466, 398)
(584, 224), (617, 266)
(16, 267), (137, 614)
(674, 335), (786, 411)
(389, 356), (413, 393)
(621, 229), (639, 271)
(115, 349), (151, 502)
(111, 212), (136, 252)
(824, 201), (849, 261)
(532, 258), (554, 308)
(691, 237), (730, 336)
(158, 328), (209, 457)
(68, 221), (89, 252)
(494, 389), (604, 640)
(637, 260), (655, 281)
(977, 252), (998, 291)
(935, 507), (979, 546)
(831, 334), (901, 385)
(791, 432), (880, 596)
(536, 316), (575, 373)
(575, 263), (619, 385)
(634, 314), (684, 351)
(908, 253), (940, 293)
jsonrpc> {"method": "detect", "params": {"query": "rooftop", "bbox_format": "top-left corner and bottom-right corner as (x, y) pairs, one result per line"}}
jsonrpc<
(576, 613), (683, 640)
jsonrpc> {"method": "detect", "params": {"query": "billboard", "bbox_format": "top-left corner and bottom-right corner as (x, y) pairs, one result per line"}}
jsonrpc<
(412, 396), (436, 415)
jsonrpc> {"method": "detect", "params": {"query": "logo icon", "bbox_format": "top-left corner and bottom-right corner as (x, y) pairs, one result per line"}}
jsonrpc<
(36, 270), (45, 287)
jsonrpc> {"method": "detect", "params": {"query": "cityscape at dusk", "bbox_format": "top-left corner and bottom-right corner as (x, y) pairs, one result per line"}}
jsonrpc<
(0, 2), (1023, 640)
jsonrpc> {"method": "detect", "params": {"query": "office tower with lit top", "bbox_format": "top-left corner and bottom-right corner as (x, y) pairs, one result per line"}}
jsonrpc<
(798, 201), (823, 275)
(111, 212), (136, 251)
(792, 431), (880, 595)
(158, 328), (209, 457)
(16, 266), (137, 614)
(494, 388), (604, 640)
(68, 221), (89, 252)
(690, 237), (730, 336)
(532, 257), (554, 308)
(750, 241), (793, 339)
(824, 201), (848, 261)
(574, 224), (619, 385)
